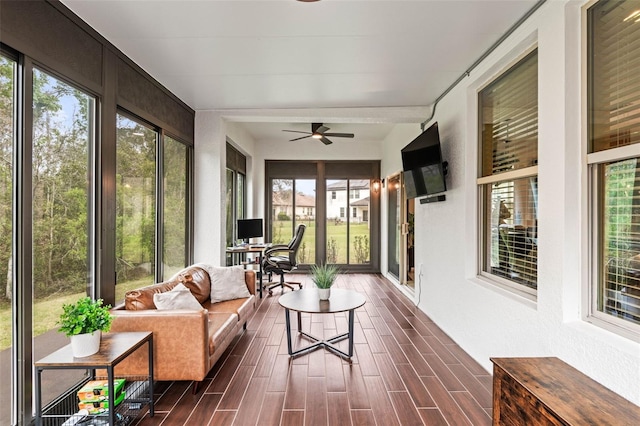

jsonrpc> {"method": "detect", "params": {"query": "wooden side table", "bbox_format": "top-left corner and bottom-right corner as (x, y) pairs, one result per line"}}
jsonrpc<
(34, 331), (154, 426)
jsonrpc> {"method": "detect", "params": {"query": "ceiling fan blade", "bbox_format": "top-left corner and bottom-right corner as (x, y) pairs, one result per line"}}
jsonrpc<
(323, 132), (354, 138)
(289, 135), (311, 142)
(282, 130), (312, 135)
(319, 136), (333, 145)
(311, 123), (329, 134)
(315, 125), (330, 134)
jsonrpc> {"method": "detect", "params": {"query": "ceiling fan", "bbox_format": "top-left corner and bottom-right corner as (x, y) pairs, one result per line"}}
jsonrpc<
(282, 123), (354, 145)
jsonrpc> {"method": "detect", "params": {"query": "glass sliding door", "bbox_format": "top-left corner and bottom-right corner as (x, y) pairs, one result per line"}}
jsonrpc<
(0, 53), (16, 423)
(270, 178), (316, 264)
(115, 114), (157, 300)
(326, 179), (348, 263)
(387, 175), (401, 279)
(326, 179), (372, 265)
(266, 160), (379, 271)
(349, 180), (371, 264)
(31, 69), (96, 406)
(294, 179), (315, 265)
(271, 179), (294, 245)
(162, 136), (188, 278)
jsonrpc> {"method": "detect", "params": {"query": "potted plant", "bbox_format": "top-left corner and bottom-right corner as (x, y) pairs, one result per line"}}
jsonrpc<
(310, 263), (339, 300)
(58, 297), (113, 357)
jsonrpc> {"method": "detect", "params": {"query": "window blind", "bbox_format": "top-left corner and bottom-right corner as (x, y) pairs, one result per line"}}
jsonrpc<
(480, 51), (538, 177)
(590, 0), (640, 153)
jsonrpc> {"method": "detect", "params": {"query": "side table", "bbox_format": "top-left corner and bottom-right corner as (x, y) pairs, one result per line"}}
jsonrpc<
(34, 331), (154, 426)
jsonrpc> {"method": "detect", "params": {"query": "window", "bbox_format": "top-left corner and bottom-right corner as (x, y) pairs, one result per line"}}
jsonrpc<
(163, 136), (188, 278)
(226, 144), (246, 249)
(478, 50), (538, 294)
(340, 207), (345, 218)
(588, 0), (640, 331)
(116, 114), (157, 294)
(331, 191), (336, 200)
(0, 53), (15, 422)
(32, 68), (96, 406)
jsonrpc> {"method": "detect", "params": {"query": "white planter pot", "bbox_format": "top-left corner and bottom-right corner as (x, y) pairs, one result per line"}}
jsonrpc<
(70, 331), (101, 357)
(318, 288), (331, 300)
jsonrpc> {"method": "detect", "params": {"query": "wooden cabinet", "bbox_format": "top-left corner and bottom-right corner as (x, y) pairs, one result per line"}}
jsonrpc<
(491, 357), (640, 425)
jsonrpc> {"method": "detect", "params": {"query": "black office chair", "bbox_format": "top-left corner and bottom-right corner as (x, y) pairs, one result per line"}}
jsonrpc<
(263, 224), (306, 296)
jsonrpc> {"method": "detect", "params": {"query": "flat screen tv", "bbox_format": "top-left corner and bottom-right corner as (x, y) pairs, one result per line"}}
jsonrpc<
(401, 122), (447, 199)
(237, 218), (263, 243)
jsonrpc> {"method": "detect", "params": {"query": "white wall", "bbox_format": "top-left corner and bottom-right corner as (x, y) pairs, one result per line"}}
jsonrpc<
(386, 0), (640, 405)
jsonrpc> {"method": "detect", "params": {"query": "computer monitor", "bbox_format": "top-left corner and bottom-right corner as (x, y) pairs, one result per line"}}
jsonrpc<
(237, 218), (263, 244)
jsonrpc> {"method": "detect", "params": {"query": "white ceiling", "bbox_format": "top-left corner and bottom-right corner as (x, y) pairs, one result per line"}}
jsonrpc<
(61, 0), (539, 144)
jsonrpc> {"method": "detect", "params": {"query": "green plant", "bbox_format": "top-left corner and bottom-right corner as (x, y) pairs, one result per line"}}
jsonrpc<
(310, 263), (340, 289)
(57, 297), (113, 337)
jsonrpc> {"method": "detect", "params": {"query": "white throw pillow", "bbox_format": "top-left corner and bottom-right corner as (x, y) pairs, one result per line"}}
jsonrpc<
(209, 265), (251, 303)
(153, 283), (203, 310)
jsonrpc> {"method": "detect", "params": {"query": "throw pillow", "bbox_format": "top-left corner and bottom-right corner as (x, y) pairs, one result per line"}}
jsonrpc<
(209, 265), (251, 303)
(153, 283), (203, 310)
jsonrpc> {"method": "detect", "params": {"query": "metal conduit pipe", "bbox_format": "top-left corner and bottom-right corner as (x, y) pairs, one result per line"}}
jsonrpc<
(421, 0), (547, 130)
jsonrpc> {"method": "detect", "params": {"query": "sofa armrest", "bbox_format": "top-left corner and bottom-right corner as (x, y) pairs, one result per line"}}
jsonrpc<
(244, 269), (256, 295)
(109, 309), (209, 381)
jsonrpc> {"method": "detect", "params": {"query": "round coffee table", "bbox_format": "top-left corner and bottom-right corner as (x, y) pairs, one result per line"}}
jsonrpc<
(278, 288), (366, 359)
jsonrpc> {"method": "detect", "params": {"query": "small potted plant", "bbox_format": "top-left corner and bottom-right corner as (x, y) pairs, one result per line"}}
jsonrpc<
(310, 263), (339, 300)
(58, 297), (113, 357)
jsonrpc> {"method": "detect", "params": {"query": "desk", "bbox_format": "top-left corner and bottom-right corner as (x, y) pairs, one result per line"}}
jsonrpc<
(226, 245), (268, 298)
(278, 288), (366, 360)
(35, 332), (154, 426)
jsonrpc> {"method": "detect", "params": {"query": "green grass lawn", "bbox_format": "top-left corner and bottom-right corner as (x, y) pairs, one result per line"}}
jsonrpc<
(0, 277), (150, 351)
(272, 220), (370, 264)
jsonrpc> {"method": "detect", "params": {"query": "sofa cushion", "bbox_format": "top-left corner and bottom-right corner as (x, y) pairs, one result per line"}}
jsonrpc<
(203, 296), (254, 322)
(178, 266), (211, 304)
(125, 280), (180, 310)
(153, 283), (203, 310)
(209, 265), (251, 303)
(208, 313), (238, 355)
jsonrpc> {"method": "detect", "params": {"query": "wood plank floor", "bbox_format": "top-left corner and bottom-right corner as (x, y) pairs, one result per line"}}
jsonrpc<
(134, 274), (493, 426)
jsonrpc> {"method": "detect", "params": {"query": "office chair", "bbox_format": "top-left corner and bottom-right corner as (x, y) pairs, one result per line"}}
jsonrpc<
(262, 224), (306, 296)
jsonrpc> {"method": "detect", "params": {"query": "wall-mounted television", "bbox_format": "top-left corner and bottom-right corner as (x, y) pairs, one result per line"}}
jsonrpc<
(237, 218), (263, 243)
(401, 122), (447, 199)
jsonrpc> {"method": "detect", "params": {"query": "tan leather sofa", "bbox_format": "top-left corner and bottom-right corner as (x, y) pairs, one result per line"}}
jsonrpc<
(108, 265), (256, 384)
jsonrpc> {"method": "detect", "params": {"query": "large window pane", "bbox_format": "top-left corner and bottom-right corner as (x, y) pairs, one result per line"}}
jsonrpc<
(294, 179), (315, 264)
(483, 177), (538, 289)
(589, 0), (640, 153)
(116, 114), (156, 300)
(0, 54), (15, 424)
(32, 69), (95, 406)
(326, 179), (348, 263)
(163, 136), (187, 279)
(598, 159), (640, 326)
(271, 179), (294, 245)
(325, 179), (372, 265)
(348, 180), (371, 264)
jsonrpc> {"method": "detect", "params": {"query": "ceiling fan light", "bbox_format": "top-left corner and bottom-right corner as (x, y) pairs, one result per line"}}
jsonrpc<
(311, 133), (322, 139)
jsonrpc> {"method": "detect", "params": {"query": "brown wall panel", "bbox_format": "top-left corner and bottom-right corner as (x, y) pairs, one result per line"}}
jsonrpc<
(1, 0), (103, 89)
(117, 59), (194, 143)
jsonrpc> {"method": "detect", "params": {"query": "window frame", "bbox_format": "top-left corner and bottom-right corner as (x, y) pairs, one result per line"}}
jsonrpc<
(476, 48), (539, 299)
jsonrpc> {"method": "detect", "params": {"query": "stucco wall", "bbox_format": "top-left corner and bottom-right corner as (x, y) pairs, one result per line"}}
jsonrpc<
(378, 0), (640, 405)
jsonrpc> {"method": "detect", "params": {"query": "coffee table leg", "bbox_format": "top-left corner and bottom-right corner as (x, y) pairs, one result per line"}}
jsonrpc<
(348, 309), (355, 357)
(297, 311), (302, 332)
(284, 308), (293, 355)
